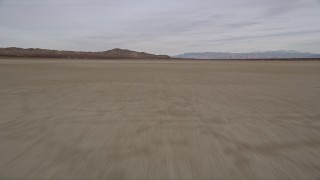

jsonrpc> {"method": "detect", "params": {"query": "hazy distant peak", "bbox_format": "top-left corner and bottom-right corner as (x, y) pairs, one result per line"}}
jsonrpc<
(174, 50), (320, 59)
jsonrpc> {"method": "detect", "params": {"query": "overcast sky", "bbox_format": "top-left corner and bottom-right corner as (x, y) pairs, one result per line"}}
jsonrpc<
(0, 0), (320, 55)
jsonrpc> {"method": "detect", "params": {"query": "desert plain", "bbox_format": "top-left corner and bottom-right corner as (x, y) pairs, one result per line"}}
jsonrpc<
(0, 58), (320, 179)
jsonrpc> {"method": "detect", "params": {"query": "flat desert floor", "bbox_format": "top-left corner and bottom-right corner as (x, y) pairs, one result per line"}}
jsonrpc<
(0, 59), (320, 179)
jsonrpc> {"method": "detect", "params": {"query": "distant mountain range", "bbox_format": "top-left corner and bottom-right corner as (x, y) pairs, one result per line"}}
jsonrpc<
(0, 47), (171, 59)
(1, 48), (319, 60)
(174, 50), (320, 59)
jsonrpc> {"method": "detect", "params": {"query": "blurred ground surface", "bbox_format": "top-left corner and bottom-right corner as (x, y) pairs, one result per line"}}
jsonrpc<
(0, 59), (320, 179)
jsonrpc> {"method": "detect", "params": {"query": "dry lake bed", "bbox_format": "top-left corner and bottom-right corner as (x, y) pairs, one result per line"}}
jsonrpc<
(0, 59), (320, 179)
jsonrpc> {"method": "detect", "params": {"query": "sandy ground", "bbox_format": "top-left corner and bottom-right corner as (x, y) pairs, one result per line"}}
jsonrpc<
(0, 59), (320, 179)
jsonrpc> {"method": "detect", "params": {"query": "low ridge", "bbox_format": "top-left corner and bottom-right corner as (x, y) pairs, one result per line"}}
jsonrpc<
(0, 47), (171, 59)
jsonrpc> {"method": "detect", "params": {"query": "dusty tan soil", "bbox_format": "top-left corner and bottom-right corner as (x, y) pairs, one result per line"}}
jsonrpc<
(0, 59), (320, 179)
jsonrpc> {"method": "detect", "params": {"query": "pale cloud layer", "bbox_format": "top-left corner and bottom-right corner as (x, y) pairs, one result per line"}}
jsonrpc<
(0, 0), (319, 55)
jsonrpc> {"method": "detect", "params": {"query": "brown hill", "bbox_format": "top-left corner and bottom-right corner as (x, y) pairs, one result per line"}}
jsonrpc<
(0, 47), (171, 59)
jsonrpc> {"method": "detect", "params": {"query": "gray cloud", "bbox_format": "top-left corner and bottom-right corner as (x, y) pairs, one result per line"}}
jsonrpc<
(223, 21), (260, 28)
(0, 0), (319, 55)
(207, 29), (320, 43)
